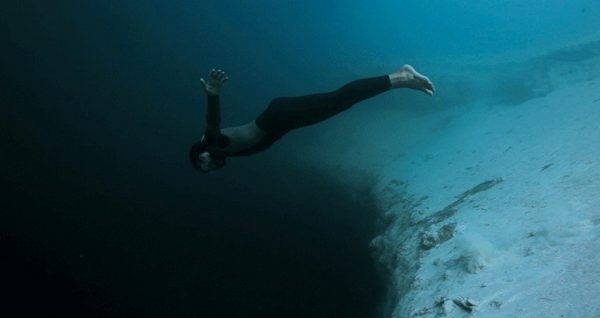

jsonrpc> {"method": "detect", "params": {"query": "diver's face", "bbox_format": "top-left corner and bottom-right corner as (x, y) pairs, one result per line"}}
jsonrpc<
(198, 152), (220, 172)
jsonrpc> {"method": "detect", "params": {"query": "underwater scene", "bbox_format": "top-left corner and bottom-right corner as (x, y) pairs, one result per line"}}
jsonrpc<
(3, 1), (600, 317)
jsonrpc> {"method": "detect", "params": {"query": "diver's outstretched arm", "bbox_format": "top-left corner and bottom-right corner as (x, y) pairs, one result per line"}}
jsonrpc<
(200, 69), (229, 141)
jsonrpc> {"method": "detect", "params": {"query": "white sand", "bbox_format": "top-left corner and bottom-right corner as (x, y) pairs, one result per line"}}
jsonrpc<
(371, 76), (600, 317)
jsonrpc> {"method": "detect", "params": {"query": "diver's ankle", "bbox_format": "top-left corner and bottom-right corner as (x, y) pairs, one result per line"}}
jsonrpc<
(388, 65), (415, 89)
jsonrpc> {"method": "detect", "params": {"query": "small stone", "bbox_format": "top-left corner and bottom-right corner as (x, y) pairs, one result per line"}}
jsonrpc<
(420, 231), (439, 250)
(453, 297), (476, 313)
(526, 247), (536, 256)
(420, 223), (456, 250)
(489, 300), (502, 308)
(441, 271), (449, 281)
(411, 307), (431, 316)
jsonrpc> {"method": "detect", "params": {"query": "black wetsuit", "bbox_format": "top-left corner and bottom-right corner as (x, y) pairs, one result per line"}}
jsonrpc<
(201, 75), (391, 159)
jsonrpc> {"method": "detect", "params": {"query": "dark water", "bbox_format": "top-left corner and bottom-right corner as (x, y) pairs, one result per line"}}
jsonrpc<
(2, 2), (384, 317)
(2, 162), (383, 317)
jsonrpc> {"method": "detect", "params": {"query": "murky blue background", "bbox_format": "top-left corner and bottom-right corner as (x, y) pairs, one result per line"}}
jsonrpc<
(2, 1), (598, 317)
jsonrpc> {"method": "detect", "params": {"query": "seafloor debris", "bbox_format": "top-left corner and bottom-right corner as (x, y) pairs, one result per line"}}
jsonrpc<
(412, 296), (479, 317)
(420, 223), (457, 250)
(489, 300), (502, 308)
(453, 297), (477, 313)
(419, 178), (503, 226)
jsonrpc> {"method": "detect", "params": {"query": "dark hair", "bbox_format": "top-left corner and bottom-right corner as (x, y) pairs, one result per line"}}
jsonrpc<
(189, 140), (207, 170)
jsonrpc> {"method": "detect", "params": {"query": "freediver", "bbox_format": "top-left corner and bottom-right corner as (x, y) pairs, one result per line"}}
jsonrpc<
(189, 65), (435, 172)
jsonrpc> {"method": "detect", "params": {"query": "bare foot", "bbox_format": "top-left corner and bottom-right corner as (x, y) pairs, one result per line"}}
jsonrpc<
(389, 64), (435, 96)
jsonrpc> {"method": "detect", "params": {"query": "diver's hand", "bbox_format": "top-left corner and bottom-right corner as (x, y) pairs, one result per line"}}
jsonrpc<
(200, 69), (229, 96)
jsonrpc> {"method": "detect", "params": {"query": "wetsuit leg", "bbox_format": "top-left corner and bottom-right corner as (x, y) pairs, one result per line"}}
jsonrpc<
(255, 75), (391, 136)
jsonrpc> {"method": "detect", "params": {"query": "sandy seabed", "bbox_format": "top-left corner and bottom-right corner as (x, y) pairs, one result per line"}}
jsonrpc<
(373, 76), (600, 317)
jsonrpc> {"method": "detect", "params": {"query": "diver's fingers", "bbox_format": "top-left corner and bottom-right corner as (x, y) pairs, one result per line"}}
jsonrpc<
(210, 69), (219, 78)
(216, 70), (228, 83)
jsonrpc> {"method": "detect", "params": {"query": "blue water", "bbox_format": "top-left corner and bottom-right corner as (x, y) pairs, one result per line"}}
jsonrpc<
(2, 1), (599, 317)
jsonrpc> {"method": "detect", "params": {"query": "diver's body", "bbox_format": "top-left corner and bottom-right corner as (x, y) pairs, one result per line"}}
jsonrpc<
(190, 65), (435, 172)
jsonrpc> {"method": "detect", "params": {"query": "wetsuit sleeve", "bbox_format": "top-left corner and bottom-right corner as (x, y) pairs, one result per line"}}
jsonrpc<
(204, 94), (221, 142)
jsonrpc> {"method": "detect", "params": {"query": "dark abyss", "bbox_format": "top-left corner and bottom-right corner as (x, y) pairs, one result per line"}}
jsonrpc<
(2, 2), (385, 317)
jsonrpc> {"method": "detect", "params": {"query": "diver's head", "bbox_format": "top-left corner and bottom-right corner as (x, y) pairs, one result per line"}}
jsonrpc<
(189, 140), (225, 173)
(198, 152), (225, 172)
